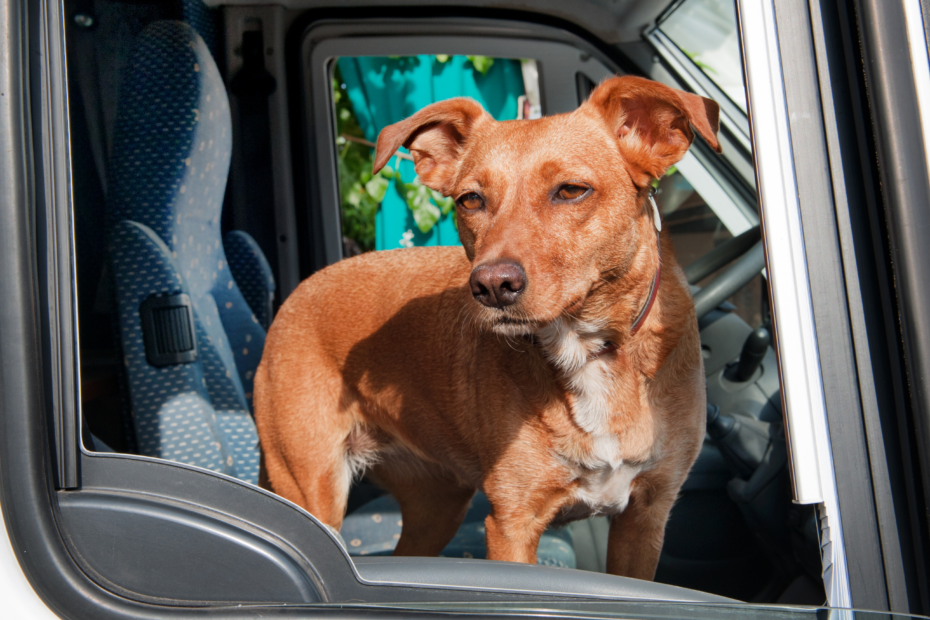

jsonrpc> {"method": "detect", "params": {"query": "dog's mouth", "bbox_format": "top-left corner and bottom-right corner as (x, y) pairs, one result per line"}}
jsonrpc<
(488, 315), (538, 337)
(481, 293), (590, 337)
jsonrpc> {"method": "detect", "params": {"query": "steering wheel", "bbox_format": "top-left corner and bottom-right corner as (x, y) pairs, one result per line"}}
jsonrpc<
(685, 225), (765, 320)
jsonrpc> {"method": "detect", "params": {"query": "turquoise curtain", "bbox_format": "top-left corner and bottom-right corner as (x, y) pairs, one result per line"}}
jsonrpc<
(338, 56), (525, 250)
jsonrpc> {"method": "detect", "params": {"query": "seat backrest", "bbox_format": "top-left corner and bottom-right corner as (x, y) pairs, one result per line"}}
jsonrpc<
(179, 0), (220, 59)
(107, 20), (266, 483)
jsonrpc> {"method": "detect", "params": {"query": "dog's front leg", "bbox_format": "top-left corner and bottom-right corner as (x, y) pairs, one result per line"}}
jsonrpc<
(605, 473), (678, 580)
(483, 510), (546, 564)
(483, 487), (570, 564)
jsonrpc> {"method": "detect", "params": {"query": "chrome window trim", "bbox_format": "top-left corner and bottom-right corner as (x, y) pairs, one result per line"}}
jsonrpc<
(903, 0), (930, 181)
(737, 0), (852, 608)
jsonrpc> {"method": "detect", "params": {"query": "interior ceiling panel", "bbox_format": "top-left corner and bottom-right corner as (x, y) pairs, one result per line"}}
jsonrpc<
(204, 0), (666, 43)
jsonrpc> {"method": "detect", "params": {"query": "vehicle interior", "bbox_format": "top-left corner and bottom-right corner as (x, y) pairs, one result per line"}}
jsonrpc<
(59, 0), (829, 609)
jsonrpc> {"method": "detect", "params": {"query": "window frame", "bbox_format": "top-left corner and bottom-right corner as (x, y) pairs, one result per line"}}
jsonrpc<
(737, 0), (928, 611)
(7, 0), (929, 615)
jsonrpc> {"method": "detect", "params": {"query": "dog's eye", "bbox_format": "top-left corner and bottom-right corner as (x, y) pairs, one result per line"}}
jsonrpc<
(556, 184), (589, 200)
(457, 193), (484, 210)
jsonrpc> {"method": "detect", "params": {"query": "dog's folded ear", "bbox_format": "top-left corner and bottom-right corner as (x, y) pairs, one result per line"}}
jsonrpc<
(374, 98), (490, 195)
(585, 75), (722, 189)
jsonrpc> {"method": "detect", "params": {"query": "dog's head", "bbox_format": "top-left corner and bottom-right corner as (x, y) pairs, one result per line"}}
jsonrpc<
(374, 75), (720, 336)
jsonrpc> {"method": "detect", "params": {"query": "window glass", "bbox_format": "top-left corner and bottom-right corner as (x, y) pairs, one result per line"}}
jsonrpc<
(333, 55), (538, 255)
(659, 0), (747, 112)
(660, 167), (764, 328)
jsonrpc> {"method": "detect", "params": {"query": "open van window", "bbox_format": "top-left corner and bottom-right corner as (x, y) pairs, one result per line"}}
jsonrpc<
(72, 0), (805, 604)
(3, 0), (927, 616)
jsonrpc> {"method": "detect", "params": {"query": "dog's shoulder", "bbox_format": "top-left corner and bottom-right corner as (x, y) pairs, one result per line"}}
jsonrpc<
(276, 245), (472, 332)
(323, 245), (469, 277)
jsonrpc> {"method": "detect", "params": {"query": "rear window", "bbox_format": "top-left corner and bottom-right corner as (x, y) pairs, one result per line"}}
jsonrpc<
(333, 55), (539, 255)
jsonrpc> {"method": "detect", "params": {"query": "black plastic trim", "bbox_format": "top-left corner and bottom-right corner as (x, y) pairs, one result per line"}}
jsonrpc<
(851, 0), (930, 611)
(71, 453), (733, 607)
(772, 0), (891, 612)
(853, 0), (930, 514)
(809, 0), (927, 612)
(57, 489), (322, 605)
(352, 557), (728, 603)
(32, 0), (79, 491)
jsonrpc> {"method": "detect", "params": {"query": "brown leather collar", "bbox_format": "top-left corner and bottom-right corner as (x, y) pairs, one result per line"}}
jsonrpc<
(589, 263), (659, 359)
(589, 192), (663, 358)
(629, 234), (661, 336)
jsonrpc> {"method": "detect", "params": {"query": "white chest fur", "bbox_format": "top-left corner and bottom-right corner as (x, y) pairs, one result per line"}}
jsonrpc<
(537, 318), (613, 436)
(537, 318), (652, 515)
(568, 458), (644, 516)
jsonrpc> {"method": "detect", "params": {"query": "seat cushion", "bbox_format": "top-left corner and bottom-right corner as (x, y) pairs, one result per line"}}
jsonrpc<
(340, 492), (576, 569)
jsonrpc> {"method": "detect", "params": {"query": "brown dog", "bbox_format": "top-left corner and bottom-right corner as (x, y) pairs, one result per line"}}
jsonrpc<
(255, 75), (720, 580)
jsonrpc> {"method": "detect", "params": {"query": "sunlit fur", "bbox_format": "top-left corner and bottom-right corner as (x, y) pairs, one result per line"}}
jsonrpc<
(255, 75), (717, 579)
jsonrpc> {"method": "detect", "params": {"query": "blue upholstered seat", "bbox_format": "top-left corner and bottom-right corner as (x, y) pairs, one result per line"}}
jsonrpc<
(341, 492), (577, 568)
(107, 21), (273, 483)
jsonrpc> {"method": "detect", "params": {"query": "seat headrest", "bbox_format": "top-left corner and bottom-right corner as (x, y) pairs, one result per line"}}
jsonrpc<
(108, 21), (231, 257)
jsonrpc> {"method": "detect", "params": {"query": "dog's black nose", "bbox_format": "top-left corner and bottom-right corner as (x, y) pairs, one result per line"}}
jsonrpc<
(470, 261), (527, 308)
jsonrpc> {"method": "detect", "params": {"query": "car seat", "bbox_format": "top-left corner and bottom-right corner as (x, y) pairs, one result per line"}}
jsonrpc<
(107, 21), (272, 484)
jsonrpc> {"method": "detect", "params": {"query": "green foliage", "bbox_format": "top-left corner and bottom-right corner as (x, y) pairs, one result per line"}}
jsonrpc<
(433, 54), (495, 75)
(379, 165), (454, 233)
(468, 55), (495, 74)
(334, 57), (478, 251)
(334, 67), (379, 251)
(683, 50), (717, 75)
(651, 165), (679, 190)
